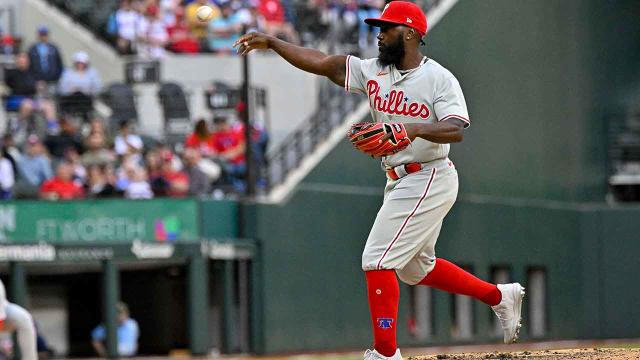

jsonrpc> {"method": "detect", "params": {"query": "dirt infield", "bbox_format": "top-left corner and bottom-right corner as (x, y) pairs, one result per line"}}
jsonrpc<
(410, 348), (640, 359)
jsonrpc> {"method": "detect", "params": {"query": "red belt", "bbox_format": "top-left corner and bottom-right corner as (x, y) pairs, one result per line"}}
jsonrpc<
(386, 162), (422, 180)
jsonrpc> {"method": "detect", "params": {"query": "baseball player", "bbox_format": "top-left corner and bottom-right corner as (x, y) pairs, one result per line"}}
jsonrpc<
(0, 280), (37, 360)
(234, 2), (524, 359)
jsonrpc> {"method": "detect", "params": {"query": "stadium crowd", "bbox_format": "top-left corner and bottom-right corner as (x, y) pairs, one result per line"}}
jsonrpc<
(107, 0), (302, 57)
(103, 0), (442, 57)
(0, 112), (262, 201)
(0, 26), (266, 200)
(0, 0), (445, 201)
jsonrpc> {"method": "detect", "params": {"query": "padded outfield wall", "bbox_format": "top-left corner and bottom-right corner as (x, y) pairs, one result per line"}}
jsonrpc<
(243, 0), (640, 354)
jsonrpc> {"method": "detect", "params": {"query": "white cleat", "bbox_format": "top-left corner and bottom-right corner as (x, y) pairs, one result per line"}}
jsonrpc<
(491, 283), (525, 344)
(364, 348), (403, 360)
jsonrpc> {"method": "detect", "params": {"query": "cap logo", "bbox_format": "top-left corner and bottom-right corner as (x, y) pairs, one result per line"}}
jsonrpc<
(406, 17), (412, 23)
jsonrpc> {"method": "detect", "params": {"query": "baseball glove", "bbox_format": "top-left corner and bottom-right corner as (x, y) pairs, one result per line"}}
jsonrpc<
(348, 122), (411, 157)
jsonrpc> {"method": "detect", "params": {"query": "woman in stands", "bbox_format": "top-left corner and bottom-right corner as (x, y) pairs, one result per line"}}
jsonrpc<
(57, 51), (103, 120)
(185, 118), (217, 158)
(58, 52), (102, 98)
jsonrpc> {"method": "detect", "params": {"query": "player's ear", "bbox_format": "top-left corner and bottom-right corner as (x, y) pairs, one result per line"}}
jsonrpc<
(406, 28), (417, 42)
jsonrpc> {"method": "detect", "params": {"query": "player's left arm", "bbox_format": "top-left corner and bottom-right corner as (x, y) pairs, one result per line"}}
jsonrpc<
(411, 72), (469, 144)
(404, 118), (466, 144)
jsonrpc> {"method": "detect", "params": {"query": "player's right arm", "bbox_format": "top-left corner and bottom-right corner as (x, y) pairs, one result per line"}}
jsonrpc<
(233, 33), (347, 87)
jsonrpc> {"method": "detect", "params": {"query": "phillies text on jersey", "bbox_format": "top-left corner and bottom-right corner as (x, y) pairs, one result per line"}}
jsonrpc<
(345, 55), (470, 168)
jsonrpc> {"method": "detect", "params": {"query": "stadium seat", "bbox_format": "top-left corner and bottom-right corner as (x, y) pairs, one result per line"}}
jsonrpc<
(58, 91), (94, 121)
(157, 82), (191, 141)
(101, 82), (138, 127)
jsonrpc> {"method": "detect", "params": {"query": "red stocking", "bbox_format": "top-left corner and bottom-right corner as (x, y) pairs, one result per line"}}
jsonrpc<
(418, 258), (501, 306)
(365, 270), (399, 357)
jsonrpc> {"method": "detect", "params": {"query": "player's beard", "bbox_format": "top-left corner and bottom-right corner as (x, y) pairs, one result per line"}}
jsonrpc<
(378, 33), (406, 67)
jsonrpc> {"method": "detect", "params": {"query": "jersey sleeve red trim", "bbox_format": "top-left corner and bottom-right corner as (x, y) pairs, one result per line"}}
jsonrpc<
(345, 55), (351, 92)
(438, 114), (471, 128)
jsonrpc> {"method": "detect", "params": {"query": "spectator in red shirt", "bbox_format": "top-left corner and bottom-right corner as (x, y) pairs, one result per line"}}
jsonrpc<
(259, 0), (284, 23)
(212, 116), (246, 192)
(212, 116), (245, 165)
(258, 0), (299, 44)
(185, 118), (216, 157)
(40, 161), (85, 200)
(166, 6), (200, 53)
(159, 150), (189, 197)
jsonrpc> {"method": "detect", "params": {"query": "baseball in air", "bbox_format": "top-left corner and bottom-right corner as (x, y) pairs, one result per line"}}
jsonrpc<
(196, 5), (214, 22)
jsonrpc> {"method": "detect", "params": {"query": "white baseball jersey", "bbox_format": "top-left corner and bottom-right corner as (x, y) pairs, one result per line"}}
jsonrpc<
(347, 56), (470, 279)
(0, 280), (37, 360)
(345, 55), (470, 168)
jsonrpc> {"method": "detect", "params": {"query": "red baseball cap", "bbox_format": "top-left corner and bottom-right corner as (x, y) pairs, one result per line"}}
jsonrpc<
(365, 1), (428, 36)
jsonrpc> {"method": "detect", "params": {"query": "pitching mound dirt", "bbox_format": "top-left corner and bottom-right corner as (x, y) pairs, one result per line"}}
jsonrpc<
(410, 347), (640, 359)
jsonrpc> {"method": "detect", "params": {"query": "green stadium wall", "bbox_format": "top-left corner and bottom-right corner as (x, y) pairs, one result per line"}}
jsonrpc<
(245, 150), (640, 353)
(425, 0), (640, 202)
(0, 199), (200, 243)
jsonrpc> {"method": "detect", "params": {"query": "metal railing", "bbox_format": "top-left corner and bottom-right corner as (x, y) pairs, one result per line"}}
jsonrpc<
(264, 80), (360, 190)
(606, 112), (640, 202)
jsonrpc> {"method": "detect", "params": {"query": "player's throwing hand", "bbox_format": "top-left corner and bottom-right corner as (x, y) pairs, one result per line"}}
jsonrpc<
(233, 32), (270, 55)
